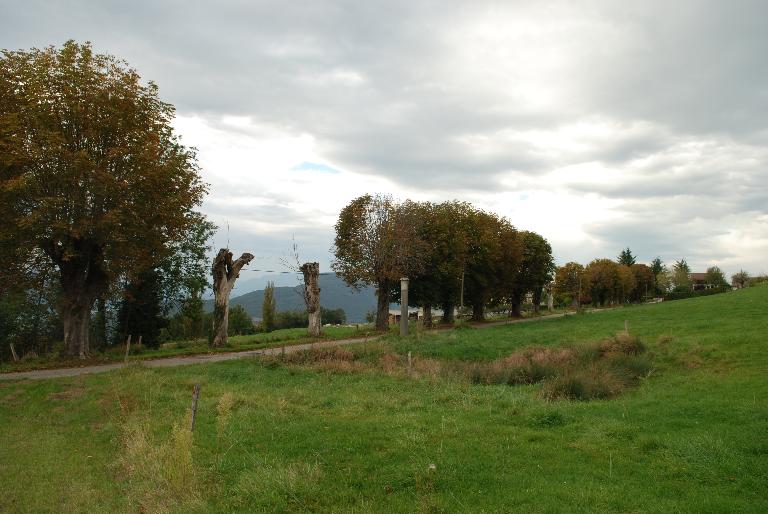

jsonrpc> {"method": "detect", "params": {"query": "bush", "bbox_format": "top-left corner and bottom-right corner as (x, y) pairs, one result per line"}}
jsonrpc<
(664, 286), (730, 301)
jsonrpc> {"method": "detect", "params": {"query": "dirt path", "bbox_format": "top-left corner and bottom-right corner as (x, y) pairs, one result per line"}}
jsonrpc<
(0, 312), (575, 381)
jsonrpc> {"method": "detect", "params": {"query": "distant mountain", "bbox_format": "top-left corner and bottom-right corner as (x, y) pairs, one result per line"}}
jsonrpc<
(204, 274), (377, 323)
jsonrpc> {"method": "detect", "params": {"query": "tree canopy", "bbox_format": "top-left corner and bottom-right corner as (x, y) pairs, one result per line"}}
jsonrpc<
(0, 41), (206, 356)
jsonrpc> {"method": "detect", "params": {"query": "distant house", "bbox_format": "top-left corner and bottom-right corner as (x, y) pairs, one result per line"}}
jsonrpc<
(690, 273), (716, 291)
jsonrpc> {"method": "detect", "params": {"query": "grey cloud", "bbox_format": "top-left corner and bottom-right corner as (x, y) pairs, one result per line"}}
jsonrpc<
(3, 1), (767, 271)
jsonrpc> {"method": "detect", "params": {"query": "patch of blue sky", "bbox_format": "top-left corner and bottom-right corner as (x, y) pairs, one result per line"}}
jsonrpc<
(291, 161), (340, 174)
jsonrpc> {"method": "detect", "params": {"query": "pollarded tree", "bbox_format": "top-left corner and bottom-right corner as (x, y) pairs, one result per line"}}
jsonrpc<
(332, 194), (426, 330)
(0, 42), (206, 357)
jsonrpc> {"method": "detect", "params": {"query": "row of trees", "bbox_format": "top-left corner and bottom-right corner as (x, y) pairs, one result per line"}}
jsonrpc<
(553, 249), (733, 307)
(332, 195), (555, 328)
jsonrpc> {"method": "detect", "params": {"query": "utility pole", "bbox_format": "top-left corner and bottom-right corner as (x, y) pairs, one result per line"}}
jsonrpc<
(400, 277), (409, 337)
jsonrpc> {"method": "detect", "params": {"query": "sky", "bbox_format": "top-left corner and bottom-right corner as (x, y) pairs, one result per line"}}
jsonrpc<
(2, 0), (766, 290)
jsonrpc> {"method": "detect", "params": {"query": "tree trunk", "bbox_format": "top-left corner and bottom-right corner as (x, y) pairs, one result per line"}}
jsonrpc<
(53, 242), (108, 358)
(211, 249), (254, 347)
(422, 304), (432, 328)
(532, 287), (542, 314)
(472, 303), (484, 322)
(547, 290), (554, 311)
(62, 298), (92, 358)
(300, 262), (322, 337)
(510, 299), (522, 317)
(442, 301), (454, 324)
(375, 280), (390, 331)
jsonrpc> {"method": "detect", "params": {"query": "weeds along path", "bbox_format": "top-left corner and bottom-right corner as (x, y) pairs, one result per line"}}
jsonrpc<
(0, 310), (602, 381)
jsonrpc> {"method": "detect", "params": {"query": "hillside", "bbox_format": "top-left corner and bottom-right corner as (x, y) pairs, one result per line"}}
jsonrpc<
(204, 273), (377, 322)
(3, 286), (767, 512)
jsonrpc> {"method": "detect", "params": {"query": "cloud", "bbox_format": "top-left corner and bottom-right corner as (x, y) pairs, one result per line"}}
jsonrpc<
(2, 0), (766, 277)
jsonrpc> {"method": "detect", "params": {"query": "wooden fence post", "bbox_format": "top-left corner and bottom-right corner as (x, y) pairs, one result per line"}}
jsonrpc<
(123, 335), (132, 363)
(190, 384), (201, 431)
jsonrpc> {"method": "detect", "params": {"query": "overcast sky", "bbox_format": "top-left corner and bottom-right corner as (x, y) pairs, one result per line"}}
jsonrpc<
(2, 0), (766, 288)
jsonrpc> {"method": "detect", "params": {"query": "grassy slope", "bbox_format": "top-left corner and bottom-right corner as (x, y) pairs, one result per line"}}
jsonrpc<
(0, 287), (766, 513)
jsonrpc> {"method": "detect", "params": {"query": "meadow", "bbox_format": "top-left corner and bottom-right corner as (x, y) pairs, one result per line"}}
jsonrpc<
(0, 286), (766, 513)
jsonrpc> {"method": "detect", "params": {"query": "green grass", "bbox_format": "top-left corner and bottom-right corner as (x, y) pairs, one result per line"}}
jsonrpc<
(0, 324), (377, 373)
(1, 286), (766, 512)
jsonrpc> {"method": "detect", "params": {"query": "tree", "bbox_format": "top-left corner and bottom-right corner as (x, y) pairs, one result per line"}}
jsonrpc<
(629, 264), (654, 302)
(321, 307), (346, 325)
(211, 249), (253, 345)
(731, 269), (750, 289)
(116, 269), (165, 348)
(672, 259), (692, 291)
(507, 231), (554, 315)
(618, 248), (636, 266)
(650, 257), (667, 295)
(584, 259), (621, 306)
(0, 42), (206, 357)
(332, 194), (425, 330)
(262, 281), (276, 333)
(300, 262), (322, 337)
(705, 266), (728, 287)
(228, 305), (255, 336)
(553, 262), (585, 308)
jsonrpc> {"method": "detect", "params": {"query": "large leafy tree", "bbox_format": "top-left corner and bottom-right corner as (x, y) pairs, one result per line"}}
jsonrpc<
(332, 194), (425, 330)
(506, 231), (554, 316)
(629, 263), (654, 302)
(584, 258), (621, 306)
(553, 262), (585, 308)
(0, 41), (206, 357)
(705, 266), (728, 287)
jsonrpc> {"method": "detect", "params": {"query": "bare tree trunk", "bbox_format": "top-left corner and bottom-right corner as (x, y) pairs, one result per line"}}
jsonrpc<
(300, 262), (322, 337)
(510, 297), (522, 317)
(547, 290), (554, 311)
(422, 304), (432, 328)
(211, 249), (254, 347)
(375, 280), (390, 331)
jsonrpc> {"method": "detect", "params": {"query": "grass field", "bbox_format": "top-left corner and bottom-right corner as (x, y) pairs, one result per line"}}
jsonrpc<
(0, 286), (766, 513)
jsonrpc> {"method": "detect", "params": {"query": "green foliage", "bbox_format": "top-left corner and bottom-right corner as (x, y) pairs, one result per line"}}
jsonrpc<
(0, 41), (206, 356)
(705, 266), (728, 288)
(228, 305), (255, 336)
(731, 269), (750, 288)
(262, 282), (276, 332)
(553, 262), (585, 307)
(673, 259), (692, 290)
(116, 269), (166, 348)
(664, 286), (731, 301)
(618, 247), (636, 266)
